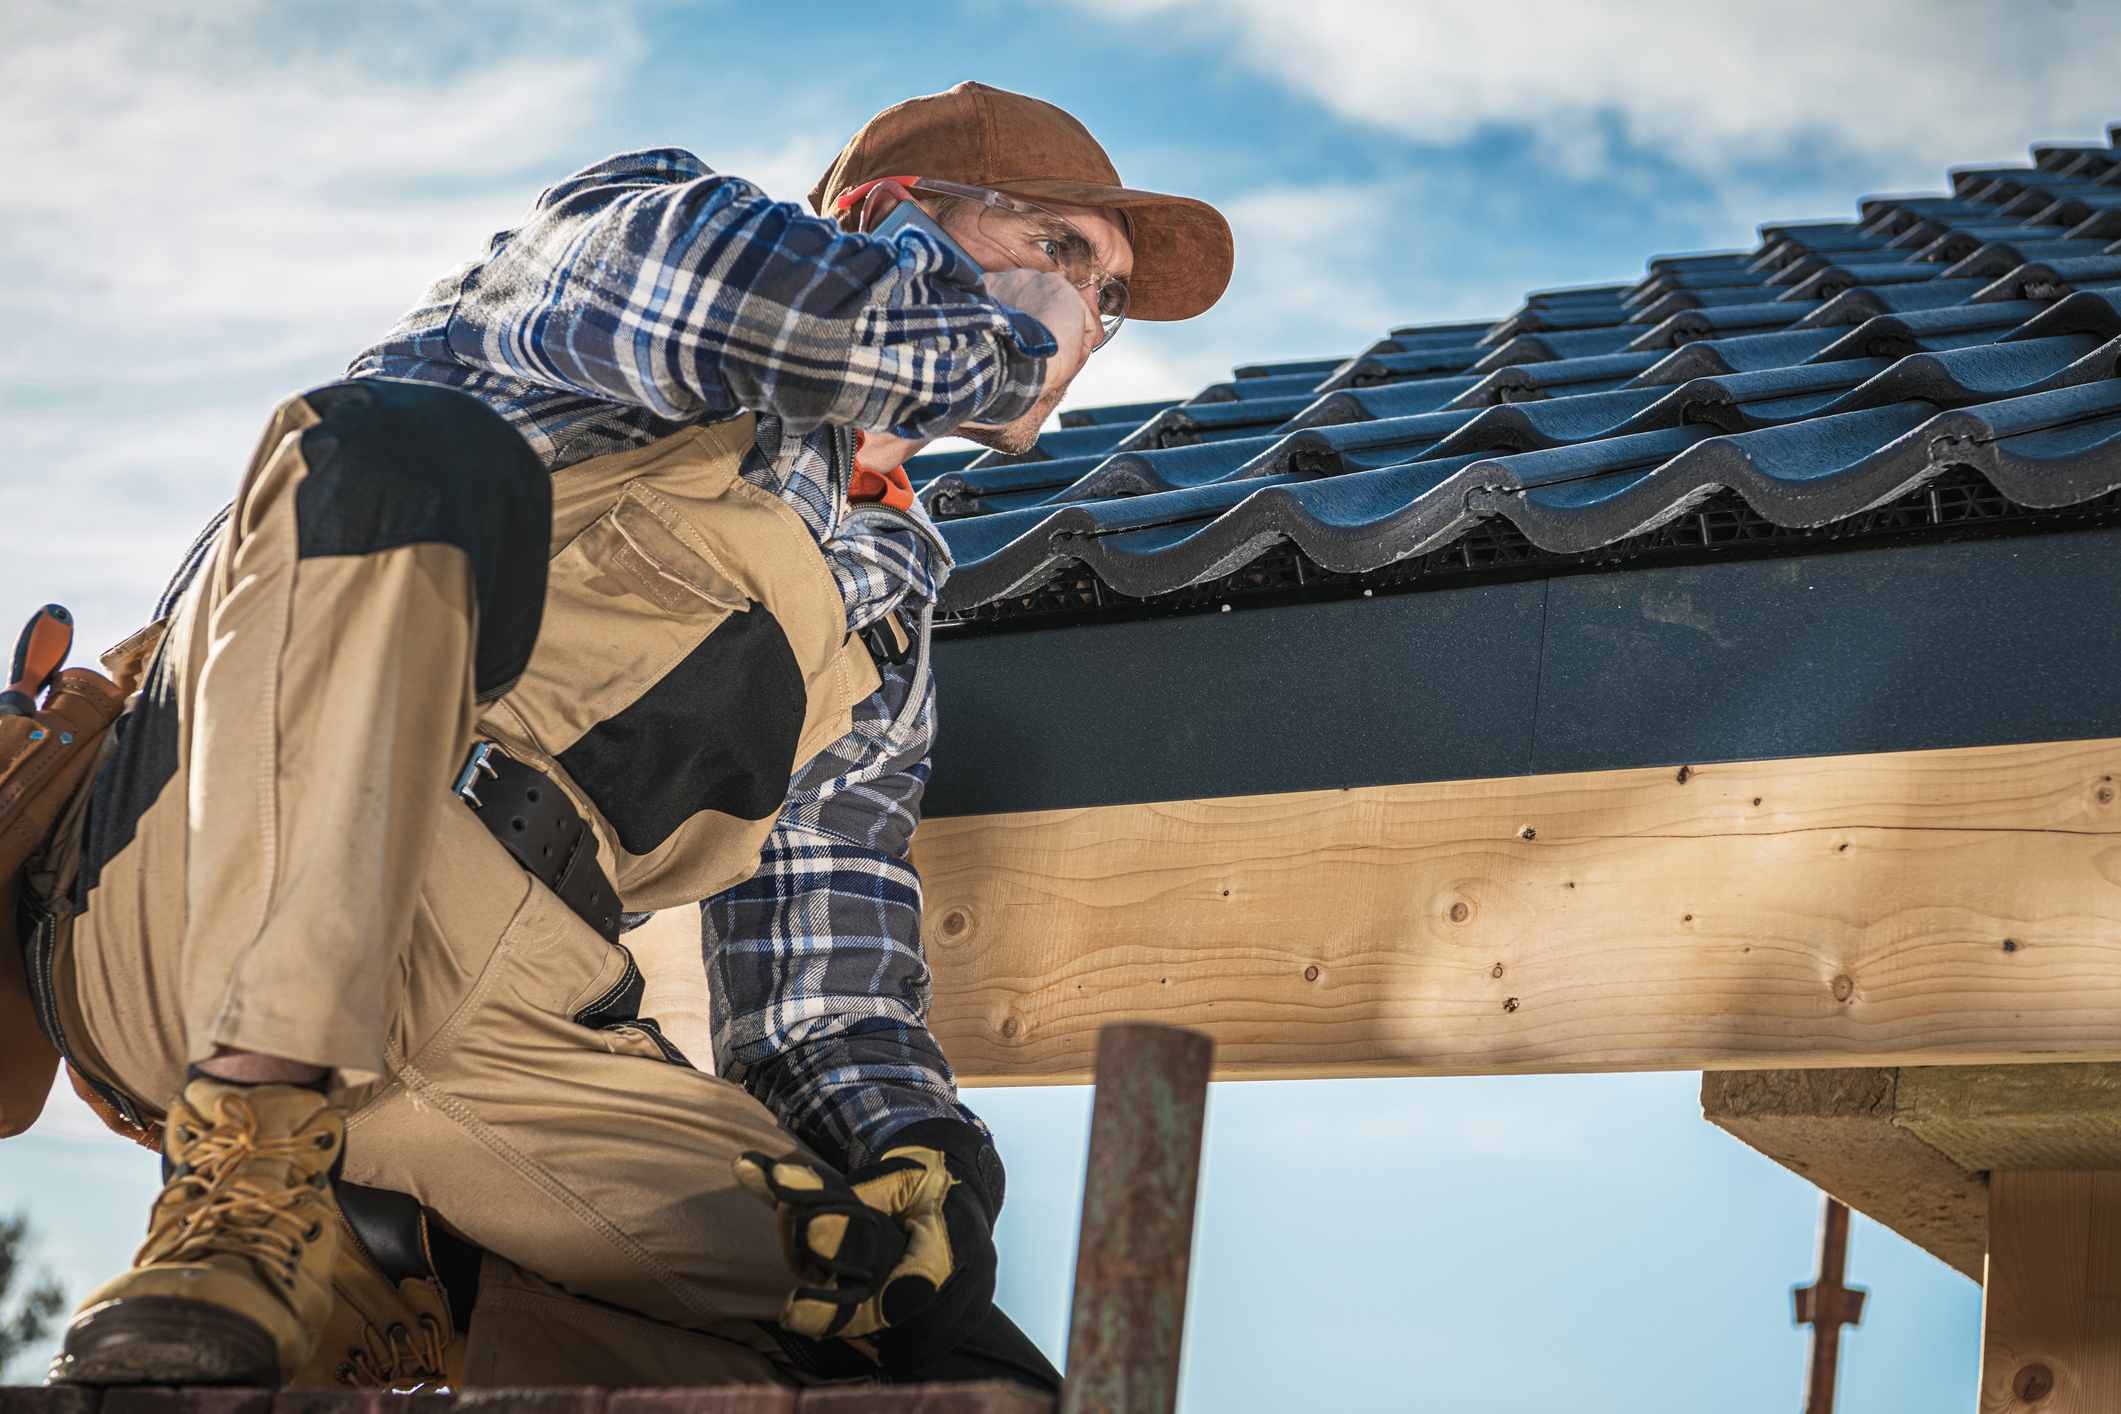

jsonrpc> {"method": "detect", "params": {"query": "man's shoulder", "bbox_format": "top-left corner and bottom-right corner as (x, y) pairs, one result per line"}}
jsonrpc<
(532, 148), (726, 208)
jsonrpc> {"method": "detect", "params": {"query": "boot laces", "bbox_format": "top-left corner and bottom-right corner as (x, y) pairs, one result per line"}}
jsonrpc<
(340, 1311), (449, 1391)
(140, 1093), (334, 1288)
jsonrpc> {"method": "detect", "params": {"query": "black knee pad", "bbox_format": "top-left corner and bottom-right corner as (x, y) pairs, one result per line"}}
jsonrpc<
(295, 379), (551, 701)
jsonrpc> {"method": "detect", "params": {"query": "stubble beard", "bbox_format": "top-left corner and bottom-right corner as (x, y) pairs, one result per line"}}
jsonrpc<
(957, 377), (1074, 456)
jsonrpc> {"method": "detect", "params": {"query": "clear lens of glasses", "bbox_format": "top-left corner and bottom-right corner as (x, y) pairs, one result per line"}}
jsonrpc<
(910, 179), (1128, 346)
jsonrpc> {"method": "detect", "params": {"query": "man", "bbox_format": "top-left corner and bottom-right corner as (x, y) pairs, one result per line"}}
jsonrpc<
(31, 81), (1229, 1390)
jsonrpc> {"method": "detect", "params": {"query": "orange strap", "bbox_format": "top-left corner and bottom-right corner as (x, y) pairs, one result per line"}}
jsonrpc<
(836, 176), (923, 211)
(850, 432), (917, 513)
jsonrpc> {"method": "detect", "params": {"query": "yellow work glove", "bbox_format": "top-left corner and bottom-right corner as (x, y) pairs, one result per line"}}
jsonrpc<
(733, 1117), (1003, 1370)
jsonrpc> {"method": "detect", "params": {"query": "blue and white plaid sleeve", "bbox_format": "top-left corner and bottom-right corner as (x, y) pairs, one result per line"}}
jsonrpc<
(365, 148), (1052, 447)
(702, 654), (984, 1170)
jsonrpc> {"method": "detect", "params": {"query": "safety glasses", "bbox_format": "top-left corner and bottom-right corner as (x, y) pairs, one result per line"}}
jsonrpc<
(840, 175), (1130, 349)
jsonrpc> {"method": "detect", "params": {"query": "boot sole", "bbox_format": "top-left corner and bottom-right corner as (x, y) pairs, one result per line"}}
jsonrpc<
(50, 1296), (282, 1387)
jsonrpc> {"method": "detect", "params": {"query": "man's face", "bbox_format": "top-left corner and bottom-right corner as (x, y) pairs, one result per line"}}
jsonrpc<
(932, 198), (1134, 455)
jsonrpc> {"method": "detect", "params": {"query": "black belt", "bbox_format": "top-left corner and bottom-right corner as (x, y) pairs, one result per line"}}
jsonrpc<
(452, 744), (620, 943)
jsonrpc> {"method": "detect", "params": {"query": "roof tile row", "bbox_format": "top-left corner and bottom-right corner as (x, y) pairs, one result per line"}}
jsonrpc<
(914, 131), (2121, 613)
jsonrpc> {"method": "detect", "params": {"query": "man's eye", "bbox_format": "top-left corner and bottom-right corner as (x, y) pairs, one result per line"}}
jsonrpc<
(1033, 237), (1062, 262)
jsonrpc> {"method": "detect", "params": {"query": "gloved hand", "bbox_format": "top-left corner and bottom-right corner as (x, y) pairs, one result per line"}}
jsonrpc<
(733, 1117), (1003, 1370)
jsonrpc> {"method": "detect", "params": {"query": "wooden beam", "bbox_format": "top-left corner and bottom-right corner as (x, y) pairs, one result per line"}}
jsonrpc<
(631, 907), (715, 1067)
(911, 738), (2121, 1086)
(1701, 1069), (1988, 1282)
(1900, 1064), (2121, 1172)
(1980, 1170), (2121, 1410)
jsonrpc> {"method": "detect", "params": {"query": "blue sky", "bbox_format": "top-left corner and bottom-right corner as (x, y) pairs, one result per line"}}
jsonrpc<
(8, 0), (2115, 1404)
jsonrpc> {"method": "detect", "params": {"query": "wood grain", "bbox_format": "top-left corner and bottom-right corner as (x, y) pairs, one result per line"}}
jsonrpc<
(629, 907), (716, 1069)
(1979, 1170), (2121, 1411)
(911, 738), (2121, 1086)
(1702, 1069), (1989, 1283)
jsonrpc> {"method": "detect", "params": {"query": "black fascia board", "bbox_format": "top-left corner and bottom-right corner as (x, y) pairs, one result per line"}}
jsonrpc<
(925, 524), (2121, 817)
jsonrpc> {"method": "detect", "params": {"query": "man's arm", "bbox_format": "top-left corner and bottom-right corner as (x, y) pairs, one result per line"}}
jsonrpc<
(702, 658), (976, 1171)
(428, 149), (1053, 442)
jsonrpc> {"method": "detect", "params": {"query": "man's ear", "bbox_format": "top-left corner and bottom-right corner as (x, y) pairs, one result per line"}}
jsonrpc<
(856, 180), (915, 234)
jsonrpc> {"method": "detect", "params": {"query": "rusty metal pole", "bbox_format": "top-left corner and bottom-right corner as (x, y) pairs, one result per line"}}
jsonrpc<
(1059, 1023), (1214, 1414)
(1793, 1195), (1868, 1414)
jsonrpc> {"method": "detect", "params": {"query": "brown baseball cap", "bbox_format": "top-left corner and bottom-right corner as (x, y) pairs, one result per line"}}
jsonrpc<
(810, 81), (1233, 323)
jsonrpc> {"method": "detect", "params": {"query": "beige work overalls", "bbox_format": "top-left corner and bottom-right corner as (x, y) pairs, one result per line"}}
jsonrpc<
(43, 382), (883, 1380)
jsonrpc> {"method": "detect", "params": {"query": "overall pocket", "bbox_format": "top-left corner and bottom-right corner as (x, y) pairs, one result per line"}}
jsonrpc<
(477, 480), (814, 909)
(485, 483), (746, 763)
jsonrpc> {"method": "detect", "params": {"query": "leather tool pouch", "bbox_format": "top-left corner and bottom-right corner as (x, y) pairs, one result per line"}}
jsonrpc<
(0, 667), (127, 1137)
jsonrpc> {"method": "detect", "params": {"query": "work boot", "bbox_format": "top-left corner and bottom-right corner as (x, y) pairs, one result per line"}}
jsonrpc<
(291, 1209), (461, 1391)
(50, 1076), (344, 1386)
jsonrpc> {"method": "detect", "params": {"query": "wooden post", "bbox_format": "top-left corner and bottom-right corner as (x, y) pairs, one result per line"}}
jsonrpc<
(1979, 1171), (2121, 1410)
(1794, 1196), (1867, 1414)
(1060, 1024), (1213, 1414)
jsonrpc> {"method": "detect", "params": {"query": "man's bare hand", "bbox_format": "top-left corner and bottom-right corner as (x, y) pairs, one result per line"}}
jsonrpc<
(979, 269), (1098, 402)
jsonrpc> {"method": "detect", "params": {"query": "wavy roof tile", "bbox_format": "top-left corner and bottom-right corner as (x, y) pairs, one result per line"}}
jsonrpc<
(913, 127), (2121, 625)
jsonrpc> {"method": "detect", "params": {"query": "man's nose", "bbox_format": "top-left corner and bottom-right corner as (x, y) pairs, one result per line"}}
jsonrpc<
(1074, 282), (1104, 347)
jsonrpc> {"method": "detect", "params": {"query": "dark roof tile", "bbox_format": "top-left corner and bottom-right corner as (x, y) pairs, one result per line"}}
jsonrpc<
(1625, 286), (1789, 324)
(1448, 350), (1668, 407)
(1055, 398), (1177, 429)
(1313, 346), (1488, 390)
(1798, 281), (1999, 323)
(1626, 302), (1818, 350)
(1970, 260), (2121, 304)
(1478, 305), (1629, 344)
(1384, 320), (1499, 346)
(1808, 303), (2050, 360)
(1186, 371), (1338, 403)
(1629, 359), (1894, 433)
(1629, 328), (1848, 382)
(963, 422), (1134, 469)
(1285, 376), (1485, 425)
(1470, 328), (1643, 368)
(1421, 386), (1669, 458)
(1230, 356), (1345, 380)
(1117, 396), (1324, 450)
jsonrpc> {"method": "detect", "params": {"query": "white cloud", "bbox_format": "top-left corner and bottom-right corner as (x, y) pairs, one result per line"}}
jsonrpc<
(1057, 0), (2121, 187)
(0, 0), (642, 645)
(0, 1), (629, 386)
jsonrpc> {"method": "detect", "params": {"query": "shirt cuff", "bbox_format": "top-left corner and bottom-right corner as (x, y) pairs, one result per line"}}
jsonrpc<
(1001, 307), (1059, 358)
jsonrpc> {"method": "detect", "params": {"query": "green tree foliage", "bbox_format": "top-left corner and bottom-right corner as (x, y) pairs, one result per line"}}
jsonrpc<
(0, 1212), (66, 1379)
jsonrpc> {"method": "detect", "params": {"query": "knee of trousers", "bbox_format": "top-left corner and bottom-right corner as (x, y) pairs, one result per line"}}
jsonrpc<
(292, 379), (552, 702)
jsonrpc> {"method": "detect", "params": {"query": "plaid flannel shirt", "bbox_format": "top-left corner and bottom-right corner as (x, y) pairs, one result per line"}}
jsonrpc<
(347, 148), (1052, 1168)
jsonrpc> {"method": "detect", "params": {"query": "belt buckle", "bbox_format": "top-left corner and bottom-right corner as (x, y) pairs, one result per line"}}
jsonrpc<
(452, 742), (501, 807)
(859, 608), (916, 666)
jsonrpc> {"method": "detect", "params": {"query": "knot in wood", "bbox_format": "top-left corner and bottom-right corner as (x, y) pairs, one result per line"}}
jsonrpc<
(1831, 974), (1855, 1002)
(940, 910), (970, 938)
(1517, 825), (1536, 841)
(1448, 901), (1470, 924)
(2013, 1363), (2054, 1401)
(1502, 997), (1520, 1013)
(1000, 1016), (1020, 1039)
(1303, 965), (1320, 982)
(1675, 765), (1692, 784)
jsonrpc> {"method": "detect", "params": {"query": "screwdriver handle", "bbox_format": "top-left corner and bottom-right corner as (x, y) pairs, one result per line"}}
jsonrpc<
(0, 605), (73, 717)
